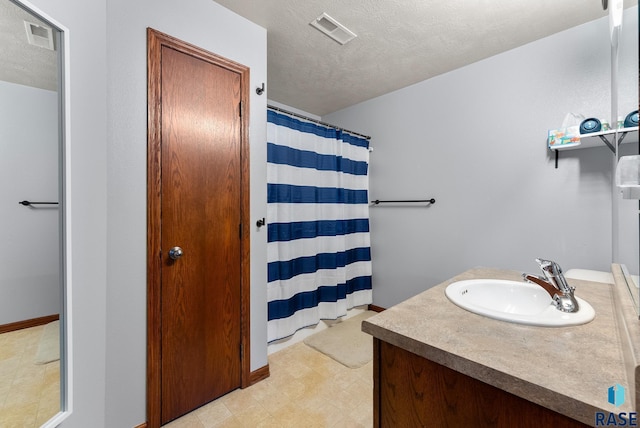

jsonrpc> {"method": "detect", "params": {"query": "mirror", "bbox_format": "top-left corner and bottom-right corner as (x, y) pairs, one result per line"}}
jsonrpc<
(0, 0), (66, 425)
(613, 5), (640, 316)
(616, 147), (640, 315)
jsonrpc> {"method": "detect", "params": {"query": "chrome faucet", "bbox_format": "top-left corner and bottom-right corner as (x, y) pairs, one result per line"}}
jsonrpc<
(522, 258), (579, 313)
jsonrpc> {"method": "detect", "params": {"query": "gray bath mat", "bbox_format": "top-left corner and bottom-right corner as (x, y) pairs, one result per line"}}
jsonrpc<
(304, 311), (375, 368)
(35, 320), (60, 364)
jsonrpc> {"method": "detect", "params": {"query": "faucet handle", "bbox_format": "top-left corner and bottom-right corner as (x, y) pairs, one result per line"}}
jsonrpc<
(535, 258), (561, 276)
(534, 258), (575, 295)
(534, 257), (549, 267)
(527, 259), (580, 313)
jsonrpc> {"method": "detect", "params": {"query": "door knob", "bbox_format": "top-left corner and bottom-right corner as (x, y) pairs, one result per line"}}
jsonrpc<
(168, 246), (183, 260)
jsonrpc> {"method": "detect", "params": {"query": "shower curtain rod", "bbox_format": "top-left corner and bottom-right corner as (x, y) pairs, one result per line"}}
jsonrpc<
(267, 104), (371, 140)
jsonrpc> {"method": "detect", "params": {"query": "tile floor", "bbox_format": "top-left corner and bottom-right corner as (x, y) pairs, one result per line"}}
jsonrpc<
(163, 342), (374, 428)
(0, 325), (60, 427)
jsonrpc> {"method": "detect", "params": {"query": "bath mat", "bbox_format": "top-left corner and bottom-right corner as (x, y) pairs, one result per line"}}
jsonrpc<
(35, 320), (60, 364)
(304, 311), (376, 368)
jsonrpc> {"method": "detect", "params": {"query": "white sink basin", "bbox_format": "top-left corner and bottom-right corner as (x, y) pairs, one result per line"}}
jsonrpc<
(445, 279), (595, 327)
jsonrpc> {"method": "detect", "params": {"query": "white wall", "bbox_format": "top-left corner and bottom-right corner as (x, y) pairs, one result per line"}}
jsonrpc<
(325, 10), (639, 308)
(106, 0), (267, 426)
(0, 81), (59, 324)
(19, 1), (267, 426)
(24, 0), (109, 427)
(9, 1), (635, 426)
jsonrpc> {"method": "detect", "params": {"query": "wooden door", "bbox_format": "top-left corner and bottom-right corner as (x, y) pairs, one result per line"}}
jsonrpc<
(147, 29), (251, 427)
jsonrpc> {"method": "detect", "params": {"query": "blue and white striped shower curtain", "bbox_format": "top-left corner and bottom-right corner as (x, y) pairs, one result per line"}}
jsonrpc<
(267, 109), (373, 342)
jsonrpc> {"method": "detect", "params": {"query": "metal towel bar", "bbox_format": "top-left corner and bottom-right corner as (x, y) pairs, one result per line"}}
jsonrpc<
(371, 198), (435, 205)
(19, 200), (59, 206)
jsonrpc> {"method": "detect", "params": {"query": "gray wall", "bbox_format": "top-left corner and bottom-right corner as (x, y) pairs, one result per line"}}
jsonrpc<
(11, 0), (638, 426)
(325, 10), (639, 308)
(0, 81), (59, 324)
(23, 0), (267, 427)
(26, 0), (109, 426)
(106, 0), (267, 426)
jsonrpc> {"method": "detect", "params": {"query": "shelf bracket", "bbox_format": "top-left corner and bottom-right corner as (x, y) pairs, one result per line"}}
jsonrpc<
(597, 131), (630, 154)
(597, 135), (616, 153)
(617, 132), (628, 145)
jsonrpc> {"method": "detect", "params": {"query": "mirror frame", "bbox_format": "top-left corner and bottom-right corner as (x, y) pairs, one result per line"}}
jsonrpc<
(8, 0), (72, 425)
(611, 5), (639, 317)
(620, 264), (639, 315)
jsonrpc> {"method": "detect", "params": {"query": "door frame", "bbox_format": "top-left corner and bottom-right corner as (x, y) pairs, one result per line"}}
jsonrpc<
(146, 28), (251, 428)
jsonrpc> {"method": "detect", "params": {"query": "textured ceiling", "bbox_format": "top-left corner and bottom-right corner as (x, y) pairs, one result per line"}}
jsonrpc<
(1, 1), (636, 110)
(0, 0), (58, 91)
(215, 0), (637, 116)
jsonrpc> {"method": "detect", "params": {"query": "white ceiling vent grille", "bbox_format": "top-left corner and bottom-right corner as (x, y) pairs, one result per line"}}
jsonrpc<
(24, 21), (55, 51)
(309, 13), (357, 45)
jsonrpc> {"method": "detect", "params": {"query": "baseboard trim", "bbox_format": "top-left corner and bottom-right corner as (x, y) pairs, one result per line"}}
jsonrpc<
(368, 304), (386, 313)
(133, 423), (147, 428)
(247, 364), (270, 386)
(0, 314), (59, 334)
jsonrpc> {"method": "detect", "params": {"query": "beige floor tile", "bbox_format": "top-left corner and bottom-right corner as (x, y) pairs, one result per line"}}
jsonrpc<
(302, 398), (345, 427)
(0, 326), (60, 426)
(219, 388), (261, 415)
(0, 400), (39, 428)
(163, 412), (206, 428)
(194, 400), (232, 427)
(12, 363), (46, 383)
(166, 335), (374, 428)
(252, 415), (283, 428)
(343, 379), (372, 405)
(231, 401), (270, 427)
(350, 399), (374, 426)
(5, 379), (43, 407)
(0, 356), (20, 379)
(330, 416), (368, 428)
(35, 403), (60, 427)
(266, 402), (313, 428)
(249, 384), (291, 414)
(261, 370), (298, 393)
(210, 416), (243, 428)
(0, 381), (11, 408)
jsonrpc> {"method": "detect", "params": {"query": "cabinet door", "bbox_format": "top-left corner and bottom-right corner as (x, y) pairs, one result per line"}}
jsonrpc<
(374, 339), (588, 428)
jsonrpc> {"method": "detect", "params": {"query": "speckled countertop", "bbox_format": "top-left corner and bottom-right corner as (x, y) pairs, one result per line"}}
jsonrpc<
(362, 267), (638, 426)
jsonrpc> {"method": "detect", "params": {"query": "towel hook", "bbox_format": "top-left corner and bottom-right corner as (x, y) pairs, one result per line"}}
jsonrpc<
(256, 83), (265, 95)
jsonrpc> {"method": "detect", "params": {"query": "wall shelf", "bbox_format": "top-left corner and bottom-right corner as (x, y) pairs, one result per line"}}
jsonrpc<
(548, 127), (638, 168)
(549, 126), (638, 152)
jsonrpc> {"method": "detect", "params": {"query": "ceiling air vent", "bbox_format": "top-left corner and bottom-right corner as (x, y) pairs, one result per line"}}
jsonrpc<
(309, 13), (357, 45)
(24, 21), (55, 51)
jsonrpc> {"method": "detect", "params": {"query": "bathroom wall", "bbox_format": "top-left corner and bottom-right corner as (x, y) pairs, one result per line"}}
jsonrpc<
(26, 0), (109, 426)
(105, 0), (267, 426)
(11, 1), (635, 426)
(0, 80), (59, 325)
(325, 9), (639, 308)
(21, 0), (265, 426)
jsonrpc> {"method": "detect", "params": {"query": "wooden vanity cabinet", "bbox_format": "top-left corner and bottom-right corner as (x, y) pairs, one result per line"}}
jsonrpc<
(373, 338), (589, 428)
